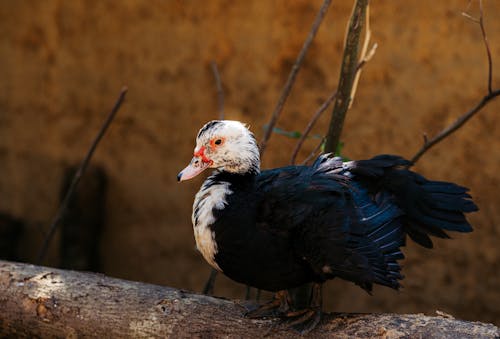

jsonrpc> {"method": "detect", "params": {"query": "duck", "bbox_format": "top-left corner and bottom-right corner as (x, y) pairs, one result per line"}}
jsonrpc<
(177, 120), (477, 333)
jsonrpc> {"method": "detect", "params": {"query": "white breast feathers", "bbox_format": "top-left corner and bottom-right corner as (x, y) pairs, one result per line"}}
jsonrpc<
(192, 177), (232, 271)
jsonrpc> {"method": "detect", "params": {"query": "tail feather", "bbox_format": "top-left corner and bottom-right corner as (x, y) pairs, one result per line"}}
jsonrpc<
(410, 220), (450, 238)
(421, 181), (469, 194)
(413, 212), (472, 232)
(426, 192), (478, 212)
(348, 154), (478, 248)
(418, 203), (468, 223)
(406, 228), (434, 249)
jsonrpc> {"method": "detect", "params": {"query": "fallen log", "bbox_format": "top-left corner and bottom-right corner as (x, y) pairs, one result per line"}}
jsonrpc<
(0, 260), (498, 338)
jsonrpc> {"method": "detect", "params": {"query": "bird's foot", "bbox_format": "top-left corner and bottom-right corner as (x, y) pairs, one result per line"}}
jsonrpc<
(282, 306), (322, 335)
(245, 283), (323, 335)
(245, 290), (291, 318)
(281, 282), (323, 334)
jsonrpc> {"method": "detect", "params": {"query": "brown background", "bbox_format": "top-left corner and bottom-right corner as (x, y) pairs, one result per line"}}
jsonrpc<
(1, 0), (499, 325)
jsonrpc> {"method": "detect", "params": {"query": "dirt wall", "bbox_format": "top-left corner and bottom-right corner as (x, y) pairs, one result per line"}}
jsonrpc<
(0, 0), (499, 325)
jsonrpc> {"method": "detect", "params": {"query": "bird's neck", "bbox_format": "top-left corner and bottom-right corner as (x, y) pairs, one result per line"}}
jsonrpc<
(191, 170), (256, 271)
(192, 170), (256, 232)
(213, 168), (259, 181)
(220, 157), (261, 176)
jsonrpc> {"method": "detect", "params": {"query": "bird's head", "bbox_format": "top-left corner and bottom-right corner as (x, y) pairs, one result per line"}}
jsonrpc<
(177, 120), (260, 181)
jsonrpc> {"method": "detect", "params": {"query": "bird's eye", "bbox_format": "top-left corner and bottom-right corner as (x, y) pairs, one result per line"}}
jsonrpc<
(210, 137), (224, 148)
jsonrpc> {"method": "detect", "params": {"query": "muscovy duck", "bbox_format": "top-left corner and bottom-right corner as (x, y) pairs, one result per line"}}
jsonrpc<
(177, 120), (477, 332)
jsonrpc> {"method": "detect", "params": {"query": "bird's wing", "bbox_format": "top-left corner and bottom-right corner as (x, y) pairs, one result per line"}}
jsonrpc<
(255, 155), (406, 292)
(254, 159), (347, 230)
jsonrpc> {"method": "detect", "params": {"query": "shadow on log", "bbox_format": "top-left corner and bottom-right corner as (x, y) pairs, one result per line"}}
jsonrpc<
(0, 260), (498, 338)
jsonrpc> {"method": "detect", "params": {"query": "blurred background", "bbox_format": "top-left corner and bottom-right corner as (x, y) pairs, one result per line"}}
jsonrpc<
(0, 0), (499, 325)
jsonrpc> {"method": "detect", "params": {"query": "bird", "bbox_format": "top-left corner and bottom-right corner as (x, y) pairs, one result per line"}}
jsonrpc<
(177, 120), (477, 333)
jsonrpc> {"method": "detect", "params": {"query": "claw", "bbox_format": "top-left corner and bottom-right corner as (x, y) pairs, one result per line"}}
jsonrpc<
(245, 283), (324, 335)
(286, 308), (322, 334)
(283, 282), (323, 334)
(245, 290), (291, 318)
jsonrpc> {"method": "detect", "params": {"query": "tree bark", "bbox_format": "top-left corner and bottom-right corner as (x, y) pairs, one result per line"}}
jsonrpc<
(324, 0), (368, 154)
(0, 260), (498, 338)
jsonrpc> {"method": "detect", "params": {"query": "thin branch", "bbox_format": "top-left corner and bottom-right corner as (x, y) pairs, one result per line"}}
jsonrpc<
(211, 61), (225, 119)
(461, 0), (477, 22)
(462, 0), (493, 94)
(301, 137), (326, 165)
(292, 2), (376, 165)
(410, 0), (498, 165)
(296, 40), (374, 165)
(478, 0), (493, 94)
(37, 87), (128, 264)
(290, 91), (337, 165)
(461, 13), (479, 23)
(409, 89), (500, 165)
(324, 0), (369, 154)
(259, 0), (332, 157)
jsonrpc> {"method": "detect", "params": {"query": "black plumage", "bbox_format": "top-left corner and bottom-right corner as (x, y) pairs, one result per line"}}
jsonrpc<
(204, 155), (476, 293)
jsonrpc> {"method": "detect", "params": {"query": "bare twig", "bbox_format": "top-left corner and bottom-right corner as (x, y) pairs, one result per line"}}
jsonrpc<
(462, 0), (493, 94)
(410, 0), (498, 165)
(211, 61), (225, 119)
(478, 0), (493, 95)
(301, 137), (326, 165)
(37, 87), (128, 264)
(324, 0), (369, 153)
(410, 89), (500, 165)
(293, 2), (376, 165)
(290, 91), (337, 164)
(259, 0), (332, 157)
